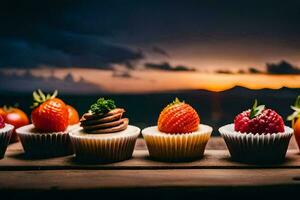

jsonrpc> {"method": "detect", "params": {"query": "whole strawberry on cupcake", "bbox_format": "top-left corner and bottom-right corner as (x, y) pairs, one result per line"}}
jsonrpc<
(0, 105), (29, 143)
(219, 100), (293, 163)
(0, 115), (14, 159)
(16, 90), (79, 157)
(142, 98), (212, 161)
(69, 98), (140, 163)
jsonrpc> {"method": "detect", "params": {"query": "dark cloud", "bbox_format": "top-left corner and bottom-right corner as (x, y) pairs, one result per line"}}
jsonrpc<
(234, 60), (300, 75)
(0, 70), (103, 94)
(237, 69), (246, 74)
(0, 38), (69, 68)
(215, 69), (234, 74)
(0, 32), (144, 69)
(266, 60), (300, 74)
(112, 71), (133, 79)
(1, 0), (300, 70)
(144, 62), (196, 72)
(152, 46), (170, 57)
(215, 68), (263, 74)
(0, 1), (144, 69)
(248, 67), (263, 74)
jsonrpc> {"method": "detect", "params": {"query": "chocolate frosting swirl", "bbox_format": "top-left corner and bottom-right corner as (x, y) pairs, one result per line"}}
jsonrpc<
(80, 108), (129, 134)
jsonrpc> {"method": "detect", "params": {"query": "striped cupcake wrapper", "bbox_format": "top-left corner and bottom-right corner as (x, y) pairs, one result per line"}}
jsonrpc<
(219, 124), (293, 163)
(69, 125), (140, 163)
(142, 124), (212, 161)
(0, 124), (14, 158)
(16, 124), (74, 158)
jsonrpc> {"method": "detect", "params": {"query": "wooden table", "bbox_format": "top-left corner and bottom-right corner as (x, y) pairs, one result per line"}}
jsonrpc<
(0, 137), (300, 200)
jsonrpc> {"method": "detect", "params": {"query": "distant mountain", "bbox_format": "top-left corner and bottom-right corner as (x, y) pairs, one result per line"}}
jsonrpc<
(219, 86), (300, 98)
(0, 71), (105, 94)
(145, 85), (300, 98)
(0, 83), (298, 135)
(0, 70), (299, 97)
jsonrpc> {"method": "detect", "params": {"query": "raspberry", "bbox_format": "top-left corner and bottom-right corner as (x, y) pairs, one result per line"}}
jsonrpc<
(234, 101), (284, 134)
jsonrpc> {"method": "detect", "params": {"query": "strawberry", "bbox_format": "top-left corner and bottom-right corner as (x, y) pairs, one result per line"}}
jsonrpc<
(234, 100), (284, 134)
(31, 90), (69, 132)
(0, 115), (5, 128)
(158, 98), (200, 133)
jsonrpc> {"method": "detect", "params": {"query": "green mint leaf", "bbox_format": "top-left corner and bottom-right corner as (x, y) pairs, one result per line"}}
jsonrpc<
(90, 98), (116, 114)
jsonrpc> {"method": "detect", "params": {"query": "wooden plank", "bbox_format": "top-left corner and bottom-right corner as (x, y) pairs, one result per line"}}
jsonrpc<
(0, 137), (299, 170)
(0, 169), (299, 189)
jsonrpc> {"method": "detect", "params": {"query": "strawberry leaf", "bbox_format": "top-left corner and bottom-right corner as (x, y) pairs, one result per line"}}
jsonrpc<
(167, 97), (184, 107)
(31, 89), (58, 109)
(287, 95), (300, 122)
(249, 99), (265, 119)
(37, 89), (46, 101)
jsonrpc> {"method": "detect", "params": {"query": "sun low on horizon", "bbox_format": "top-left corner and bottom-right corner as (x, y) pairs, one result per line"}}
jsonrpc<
(2, 66), (300, 94)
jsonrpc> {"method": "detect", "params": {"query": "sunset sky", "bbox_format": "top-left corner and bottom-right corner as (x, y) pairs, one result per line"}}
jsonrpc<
(0, 0), (300, 93)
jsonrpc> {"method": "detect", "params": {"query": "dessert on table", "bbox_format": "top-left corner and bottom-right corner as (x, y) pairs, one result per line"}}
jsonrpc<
(142, 98), (212, 161)
(0, 106), (29, 143)
(219, 100), (293, 163)
(16, 90), (79, 157)
(69, 98), (140, 162)
(0, 115), (14, 159)
(287, 95), (300, 151)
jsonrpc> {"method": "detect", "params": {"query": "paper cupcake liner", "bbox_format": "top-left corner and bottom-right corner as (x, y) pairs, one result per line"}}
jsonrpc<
(0, 124), (14, 158)
(142, 124), (212, 161)
(16, 124), (74, 157)
(219, 124), (293, 163)
(69, 125), (140, 162)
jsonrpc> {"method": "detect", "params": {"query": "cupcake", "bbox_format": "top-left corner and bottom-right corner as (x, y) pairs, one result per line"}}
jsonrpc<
(0, 115), (14, 158)
(16, 90), (78, 157)
(219, 100), (293, 163)
(69, 98), (140, 162)
(287, 95), (300, 150)
(142, 98), (212, 161)
(0, 106), (29, 143)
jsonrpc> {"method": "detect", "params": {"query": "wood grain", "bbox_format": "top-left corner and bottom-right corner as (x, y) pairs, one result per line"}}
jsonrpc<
(0, 169), (300, 189)
(0, 137), (299, 170)
(0, 137), (299, 198)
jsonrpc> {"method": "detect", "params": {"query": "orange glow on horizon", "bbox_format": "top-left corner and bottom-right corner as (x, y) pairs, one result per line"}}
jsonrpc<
(11, 68), (300, 93)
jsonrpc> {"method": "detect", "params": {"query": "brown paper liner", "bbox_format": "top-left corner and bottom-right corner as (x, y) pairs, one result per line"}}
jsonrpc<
(16, 124), (75, 157)
(219, 124), (293, 163)
(142, 124), (212, 161)
(0, 124), (14, 158)
(69, 125), (140, 162)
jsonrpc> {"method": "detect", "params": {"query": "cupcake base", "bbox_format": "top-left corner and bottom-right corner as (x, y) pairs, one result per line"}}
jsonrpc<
(219, 124), (293, 164)
(142, 124), (212, 162)
(16, 124), (74, 158)
(69, 125), (140, 163)
(0, 124), (14, 159)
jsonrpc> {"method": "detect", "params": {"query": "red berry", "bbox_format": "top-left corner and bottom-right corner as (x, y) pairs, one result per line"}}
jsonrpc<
(31, 90), (69, 132)
(158, 98), (200, 133)
(234, 108), (284, 134)
(32, 98), (69, 132)
(0, 115), (5, 128)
